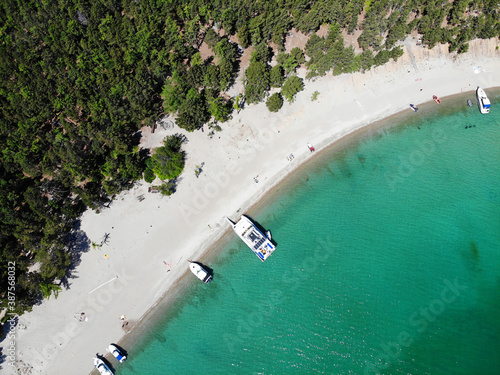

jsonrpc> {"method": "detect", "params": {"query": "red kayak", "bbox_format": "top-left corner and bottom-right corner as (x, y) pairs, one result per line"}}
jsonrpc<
(433, 95), (441, 104)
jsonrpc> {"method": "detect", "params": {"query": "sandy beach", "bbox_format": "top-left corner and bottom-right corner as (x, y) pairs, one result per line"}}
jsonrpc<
(3, 36), (499, 375)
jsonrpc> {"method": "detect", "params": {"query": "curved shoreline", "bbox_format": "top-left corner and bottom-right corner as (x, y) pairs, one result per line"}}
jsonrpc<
(113, 96), (445, 353)
(116, 86), (500, 370)
(4, 37), (499, 375)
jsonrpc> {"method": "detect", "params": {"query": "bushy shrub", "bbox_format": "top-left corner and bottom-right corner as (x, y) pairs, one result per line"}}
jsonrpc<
(281, 76), (304, 103)
(266, 93), (284, 112)
(144, 167), (155, 183)
(270, 65), (285, 88)
(149, 135), (185, 180)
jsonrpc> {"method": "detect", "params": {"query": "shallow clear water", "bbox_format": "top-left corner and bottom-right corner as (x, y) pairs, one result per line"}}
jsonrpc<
(119, 92), (500, 375)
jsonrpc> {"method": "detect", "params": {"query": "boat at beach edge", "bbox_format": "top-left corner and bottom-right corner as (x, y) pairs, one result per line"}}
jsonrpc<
(188, 261), (213, 283)
(226, 215), (276, 261)
(94, 356), (114, 375)
(107, 344), (127, 363)
(476, 86), (491, 114)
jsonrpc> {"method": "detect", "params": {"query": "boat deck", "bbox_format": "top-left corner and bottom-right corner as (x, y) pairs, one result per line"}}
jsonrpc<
(230, 216), (276, 261)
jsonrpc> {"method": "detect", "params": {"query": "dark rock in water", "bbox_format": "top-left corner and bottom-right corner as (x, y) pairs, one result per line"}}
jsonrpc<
(466, 240), (481, 272)
(154, 331), (167, 343)
(470, 241), (479, 260)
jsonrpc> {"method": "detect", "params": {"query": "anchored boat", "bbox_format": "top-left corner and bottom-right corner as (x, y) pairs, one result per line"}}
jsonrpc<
(188, 261), (213, 283)
(476, 87), (491, 114)
(94, 356), (114, 375)
(226, 215), (276, 261)
(108, 344), (126, 363)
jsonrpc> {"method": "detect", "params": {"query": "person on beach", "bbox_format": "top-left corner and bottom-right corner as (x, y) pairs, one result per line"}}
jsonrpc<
(75, 312), (87, 322)
(163, 261), (171, 271)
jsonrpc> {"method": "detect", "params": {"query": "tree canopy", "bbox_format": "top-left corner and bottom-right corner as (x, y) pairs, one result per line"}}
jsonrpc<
(281, 76), (305, 103)
(266, 93), (284, 112)
(244, 60), (271, 104)
(148, 135), (186, 181)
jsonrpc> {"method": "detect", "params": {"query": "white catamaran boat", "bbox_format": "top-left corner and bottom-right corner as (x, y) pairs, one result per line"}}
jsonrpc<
(226, 215), (276, 261)
(94, 357), (114, 375)
(476, 87), (491, 114)
(188, 261), (213, 283)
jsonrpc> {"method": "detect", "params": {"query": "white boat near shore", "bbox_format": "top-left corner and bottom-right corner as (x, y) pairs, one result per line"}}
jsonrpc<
(476, 87), (491, 114)
(188, 261), (213, 283)
(107, 344), (126, 363)
(94, 357), (113, 375)
(226, 215), (276, 261)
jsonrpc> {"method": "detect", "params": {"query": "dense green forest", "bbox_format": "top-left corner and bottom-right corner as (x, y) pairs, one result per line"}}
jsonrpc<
(0, 0), (499, 319)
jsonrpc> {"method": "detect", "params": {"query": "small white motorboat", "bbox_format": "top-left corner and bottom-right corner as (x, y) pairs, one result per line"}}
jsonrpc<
(94, 356), (114, 375)
(188, 261), (213, 283)
(108, 344), (126, 363)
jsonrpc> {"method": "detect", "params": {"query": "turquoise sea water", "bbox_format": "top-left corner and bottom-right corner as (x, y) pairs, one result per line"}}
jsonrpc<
(119, 92), (500, 375)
